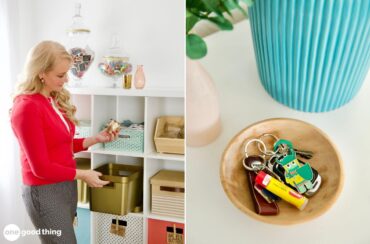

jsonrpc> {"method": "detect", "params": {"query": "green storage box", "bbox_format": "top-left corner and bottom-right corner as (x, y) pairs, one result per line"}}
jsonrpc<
(90, 163), (143, 215)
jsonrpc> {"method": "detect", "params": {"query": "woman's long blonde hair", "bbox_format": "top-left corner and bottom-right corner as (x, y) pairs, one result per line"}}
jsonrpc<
(13, 40), (78, 125)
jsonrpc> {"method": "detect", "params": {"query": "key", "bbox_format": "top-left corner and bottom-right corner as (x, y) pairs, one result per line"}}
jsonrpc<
(276, 143), (314, 159)
(293, 148), (314, 159)
(259, 134), (314, 159)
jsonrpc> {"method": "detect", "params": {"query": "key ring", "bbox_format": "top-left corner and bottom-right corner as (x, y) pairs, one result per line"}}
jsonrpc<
(267, 153), (280, 168)
(243, 139), (267, 172)
(258, 133), (279, 156)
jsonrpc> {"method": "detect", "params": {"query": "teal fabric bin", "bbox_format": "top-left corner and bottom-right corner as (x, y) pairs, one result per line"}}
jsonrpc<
(104, 128), (144, 153)
(248, 0), (370, 112)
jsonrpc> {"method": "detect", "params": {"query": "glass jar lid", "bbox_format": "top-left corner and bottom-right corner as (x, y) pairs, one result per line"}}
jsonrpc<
(67, 3), (90, 35)
(104, 34), (129, 59)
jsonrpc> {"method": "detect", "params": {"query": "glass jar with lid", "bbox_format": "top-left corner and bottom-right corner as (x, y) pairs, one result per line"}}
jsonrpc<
(98, 34), (132, 88)
(66, 3), (95, 87)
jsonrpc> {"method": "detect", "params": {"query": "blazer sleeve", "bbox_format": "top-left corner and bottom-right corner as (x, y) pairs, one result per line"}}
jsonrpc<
(11, 100), (76, 181)
(73, 138), (86, 153)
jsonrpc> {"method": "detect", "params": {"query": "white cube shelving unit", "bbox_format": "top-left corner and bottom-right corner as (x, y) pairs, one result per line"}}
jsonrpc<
(69, 87), (185, 244)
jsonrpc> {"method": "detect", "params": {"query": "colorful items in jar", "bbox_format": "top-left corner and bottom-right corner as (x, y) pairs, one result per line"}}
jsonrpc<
(98, 57), (132, 77)
(69, 47), (94, 79)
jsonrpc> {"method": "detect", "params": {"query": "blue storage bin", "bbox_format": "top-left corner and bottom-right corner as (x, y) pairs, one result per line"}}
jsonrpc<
(74, 208), (90, 244)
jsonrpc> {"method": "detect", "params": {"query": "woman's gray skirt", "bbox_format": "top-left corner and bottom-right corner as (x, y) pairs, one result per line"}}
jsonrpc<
(21, 180), (78, 244)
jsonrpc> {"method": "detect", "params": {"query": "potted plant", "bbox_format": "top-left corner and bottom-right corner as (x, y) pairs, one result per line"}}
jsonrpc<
(186, 0), (253, 59)
(186, 0), (252, 146)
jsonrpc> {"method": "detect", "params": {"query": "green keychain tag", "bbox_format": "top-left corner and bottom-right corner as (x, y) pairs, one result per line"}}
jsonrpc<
(274, 139), (314, 194)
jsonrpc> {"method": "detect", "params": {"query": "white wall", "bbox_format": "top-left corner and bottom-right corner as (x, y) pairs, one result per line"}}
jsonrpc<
(18, 0), (184, 88)
(0, 0), (39, 242)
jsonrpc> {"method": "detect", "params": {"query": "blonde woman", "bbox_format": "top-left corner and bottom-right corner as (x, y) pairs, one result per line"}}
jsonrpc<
(10, 41), (117, 243)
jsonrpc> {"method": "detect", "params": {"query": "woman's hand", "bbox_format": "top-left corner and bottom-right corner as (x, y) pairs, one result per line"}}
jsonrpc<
(94, 128), (120, 143)
(82, 128), (120, 148)
(75, 169), (110, 188)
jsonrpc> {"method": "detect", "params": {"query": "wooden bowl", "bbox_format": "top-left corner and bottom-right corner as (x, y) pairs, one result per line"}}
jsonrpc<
(220, 118), (344, 225)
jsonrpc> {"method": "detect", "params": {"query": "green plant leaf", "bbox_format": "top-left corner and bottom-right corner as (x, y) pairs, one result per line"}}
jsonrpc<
(201, 0), (224, 17)
(186, 34), (207, 60)
(208, 16), (233, 30)
(186, 0), (251, 59)
(187, 1), (209, 15)
(233, 2), (248, 16)
(223, 0), (238, 12)
(186, 11), (200, 33)
(219, 2), (233, 17)
(223, 0), (248, 16)
(186, 9), (193, 18)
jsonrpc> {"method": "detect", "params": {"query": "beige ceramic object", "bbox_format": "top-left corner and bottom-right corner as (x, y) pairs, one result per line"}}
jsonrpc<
(220, 118), (344, 225)
(134, 65), (146, 89)
(186, 59), (221, 147)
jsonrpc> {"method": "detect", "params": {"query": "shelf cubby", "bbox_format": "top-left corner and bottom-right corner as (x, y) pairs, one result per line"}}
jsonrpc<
(70, 87), (184, 243)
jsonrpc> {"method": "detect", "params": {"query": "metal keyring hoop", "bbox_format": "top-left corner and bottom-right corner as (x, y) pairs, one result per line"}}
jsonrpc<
(243, 139), (267, 172)
(258, 133), (279, 156)
(244, 138), (267, 157)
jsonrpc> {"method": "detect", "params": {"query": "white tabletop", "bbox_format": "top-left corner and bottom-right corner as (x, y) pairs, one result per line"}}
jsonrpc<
(187, 20), (370, 244)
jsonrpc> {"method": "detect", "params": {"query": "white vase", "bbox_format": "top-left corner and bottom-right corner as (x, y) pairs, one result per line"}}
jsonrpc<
(186, 58), (221, 147)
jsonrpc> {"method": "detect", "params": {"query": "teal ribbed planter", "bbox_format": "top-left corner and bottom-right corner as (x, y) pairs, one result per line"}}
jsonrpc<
(248, 0), (370, 112)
